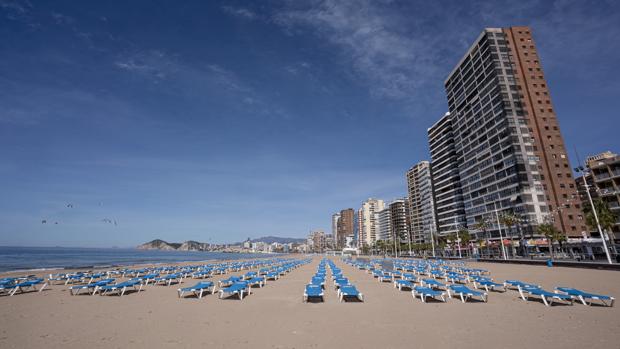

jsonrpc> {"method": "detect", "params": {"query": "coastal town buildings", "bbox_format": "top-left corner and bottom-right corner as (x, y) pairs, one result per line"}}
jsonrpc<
(389, 199), (410, 244)
(582, 151), (620, 241)
(407, 161), (438, 242)
(336, 208), (355, 249)
(359, 198), (385, 247)
(428, 113), (467, 238)
(376, 207), (392, 242)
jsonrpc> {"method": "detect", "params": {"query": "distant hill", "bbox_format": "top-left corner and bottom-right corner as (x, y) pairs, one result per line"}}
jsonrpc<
(137, 239), (179, 250)
(247, 236), (305, 244)
(137, 236), (305, 251)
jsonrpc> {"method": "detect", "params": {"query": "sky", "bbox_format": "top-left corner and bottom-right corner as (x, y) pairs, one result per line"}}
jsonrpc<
(1, 0), (619, 247)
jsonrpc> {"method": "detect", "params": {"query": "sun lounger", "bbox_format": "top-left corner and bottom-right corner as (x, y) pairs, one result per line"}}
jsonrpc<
(178, 281), (215, 299)
(421, 278), (446, 290)
(518, 285), (572, 306)
(334, 278), (350, 289)
(247, 277), (265, 288)
(504, 280), (539, 290)
(338, 285), (363, 302)
(378, 272), (392, 282)
(473, 279), (506, 292)
(555, 287), (614, 307)
(402, 273), (417, 282)
(98, 279), (143, 296)
(219, 281), (250, 300)
(7, 278), (48, 296)
(303, 284), (324, 302)
(218, 276), (242, 288)
(265, 272), (279, 281)
(394, 279), (415, 291)
(155, 273), (183, 286)
(70, 278), (115, 295)
(412, 286), (446, 303)
(447, 285), (488, 303)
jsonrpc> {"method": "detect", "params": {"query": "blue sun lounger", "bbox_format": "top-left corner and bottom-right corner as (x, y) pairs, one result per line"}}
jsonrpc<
(303, 284), (324, 302)
(402, 273), (417, 282)
(219, 281), (250, 300)
(394, 279), (414, 291)
(447, 285), (488, 303)
(473, 279), (506, 292)
(140, 273), (160, 285)
(178, 281), (215, 299)
(265, 272), (279, 281)
(421, 278), (446, 290)
(338, 285), (363, 302)
(504, 280), (539, 290)
(247, 277), (265, 288)
(412, 286), (446, 303)
(518, 285), (572, 306)
(555, 287), (615, 307)
(311, 276), (325, 288)
(7, 278), (48, 296)
(70, 278), (115, 295)
(155, 273), (183, 286)
(218, 276), (242, 288)
(334, 278), (350, 289)
(98, 279), (143, 296)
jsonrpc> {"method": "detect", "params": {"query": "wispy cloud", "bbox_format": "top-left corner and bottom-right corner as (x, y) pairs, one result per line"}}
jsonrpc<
(0, 0), (37, 27)
(221, 5), (258, 20)
(273, 0), (445, 100)
(51, 11), (74, 25)
(114, 50), (173, 81)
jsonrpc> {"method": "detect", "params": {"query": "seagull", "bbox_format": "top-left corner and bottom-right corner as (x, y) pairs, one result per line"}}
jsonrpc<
(67, 204), (74, 208)
(41, 220), (47, 224)
(54, 222), (59, 225)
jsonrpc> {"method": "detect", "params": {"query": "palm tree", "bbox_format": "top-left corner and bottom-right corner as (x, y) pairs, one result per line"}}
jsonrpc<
(537, 223), (559, 260)
(447, 232), (457, 256)
(458, 228), (472, 257)
(500, 212), (520, 257)
(584, 199), (618, 241)
(474, 217), (492, 258)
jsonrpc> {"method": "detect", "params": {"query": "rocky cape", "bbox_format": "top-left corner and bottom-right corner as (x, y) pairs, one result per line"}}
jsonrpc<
(137, 239), (208, 251)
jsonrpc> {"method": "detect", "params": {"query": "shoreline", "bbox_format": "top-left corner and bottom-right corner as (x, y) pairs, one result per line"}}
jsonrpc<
(0, 253), (293, 277)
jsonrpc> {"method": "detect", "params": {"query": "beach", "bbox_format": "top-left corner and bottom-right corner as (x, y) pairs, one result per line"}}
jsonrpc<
(2, 256), (620, 349)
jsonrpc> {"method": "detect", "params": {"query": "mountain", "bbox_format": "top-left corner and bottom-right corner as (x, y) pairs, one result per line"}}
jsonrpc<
(177, 240), (209, 251)
(137, 239), (178, 250)
(248, 236), (305, 244)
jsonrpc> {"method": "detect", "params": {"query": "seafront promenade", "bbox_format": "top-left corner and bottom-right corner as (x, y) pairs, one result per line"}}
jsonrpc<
(2, 256), (620, 349)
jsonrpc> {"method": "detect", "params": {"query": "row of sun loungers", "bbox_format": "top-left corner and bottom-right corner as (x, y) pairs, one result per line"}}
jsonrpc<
(344, 258), (614, 307)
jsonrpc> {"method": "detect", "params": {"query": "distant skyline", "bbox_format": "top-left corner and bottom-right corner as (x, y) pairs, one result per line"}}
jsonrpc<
(1, 0), (619, 247)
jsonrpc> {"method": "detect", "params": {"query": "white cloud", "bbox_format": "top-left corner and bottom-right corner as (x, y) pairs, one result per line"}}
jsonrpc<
(221, 5), (257, 20)
(273, 0), (443, 100)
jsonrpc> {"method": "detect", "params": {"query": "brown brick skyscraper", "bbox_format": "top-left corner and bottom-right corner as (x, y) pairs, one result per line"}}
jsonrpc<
(503, 26), (586, 237)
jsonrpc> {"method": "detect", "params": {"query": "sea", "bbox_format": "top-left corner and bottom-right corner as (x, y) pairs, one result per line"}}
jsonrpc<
(0, 246), (278, 273)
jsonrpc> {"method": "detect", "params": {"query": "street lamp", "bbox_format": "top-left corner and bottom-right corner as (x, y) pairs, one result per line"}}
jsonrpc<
(430, 224), (436, 258)
(493, 202), (508, 260)
(575, 165), (613, 264)
(453, 217), (462, 258)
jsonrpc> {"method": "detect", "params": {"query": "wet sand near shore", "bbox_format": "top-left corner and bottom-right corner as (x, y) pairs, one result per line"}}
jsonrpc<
(2, 256), (620, 348)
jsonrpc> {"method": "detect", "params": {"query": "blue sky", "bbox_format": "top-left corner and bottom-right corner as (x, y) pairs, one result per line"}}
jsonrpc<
(1, 0), (619, 247)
